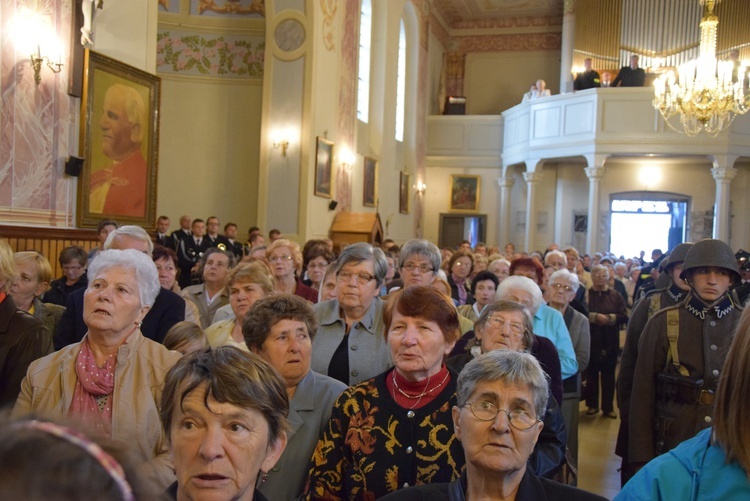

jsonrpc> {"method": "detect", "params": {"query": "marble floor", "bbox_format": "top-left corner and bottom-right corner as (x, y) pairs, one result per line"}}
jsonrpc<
(577, 401), (623, 500)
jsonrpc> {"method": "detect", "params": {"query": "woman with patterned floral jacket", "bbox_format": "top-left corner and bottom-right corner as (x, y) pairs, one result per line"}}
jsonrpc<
(304, 286), (465, 500)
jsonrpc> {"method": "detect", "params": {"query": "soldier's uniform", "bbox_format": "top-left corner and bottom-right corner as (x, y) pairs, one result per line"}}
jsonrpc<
(628, 240), (743, 467)
(615, 243), (693, 485)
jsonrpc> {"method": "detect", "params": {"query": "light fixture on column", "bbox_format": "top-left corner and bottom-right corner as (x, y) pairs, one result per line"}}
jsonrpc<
(652, 0), (749, 136)
(414, 181), (426, 194)
(272, 131), (290, 156)
(340, 148), (355, 171)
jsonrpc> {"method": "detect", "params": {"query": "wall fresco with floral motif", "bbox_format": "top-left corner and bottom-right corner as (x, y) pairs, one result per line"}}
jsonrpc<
(157, 30), (264, 78)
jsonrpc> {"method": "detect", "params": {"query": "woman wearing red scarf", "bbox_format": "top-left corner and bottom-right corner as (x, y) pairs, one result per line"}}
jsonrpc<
(13, 249), (181, 490)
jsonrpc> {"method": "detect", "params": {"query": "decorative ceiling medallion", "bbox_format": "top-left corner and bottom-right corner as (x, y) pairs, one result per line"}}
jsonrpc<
(275, 19), (305, 52)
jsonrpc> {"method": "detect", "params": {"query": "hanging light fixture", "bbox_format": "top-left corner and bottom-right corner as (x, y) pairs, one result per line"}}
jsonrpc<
(652, 0), (749, 136)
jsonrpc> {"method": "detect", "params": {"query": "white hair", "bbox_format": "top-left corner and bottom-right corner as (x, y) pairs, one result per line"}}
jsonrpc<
(87, 249), (160, 307)
(495, 275), (543, 315)
(548, 269), (579, 290)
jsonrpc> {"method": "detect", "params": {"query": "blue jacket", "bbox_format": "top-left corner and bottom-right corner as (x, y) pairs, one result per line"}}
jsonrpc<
(616, 428), (750, 500)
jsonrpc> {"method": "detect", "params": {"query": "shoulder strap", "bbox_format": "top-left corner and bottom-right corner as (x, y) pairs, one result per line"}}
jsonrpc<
(666, 309), (690, 376)
(648, 293), (661, 319)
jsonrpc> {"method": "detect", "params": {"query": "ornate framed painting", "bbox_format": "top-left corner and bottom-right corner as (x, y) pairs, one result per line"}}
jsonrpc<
(315, 137), (333, 198)
(77, 49), (160, 229)
(399, 172), (410, 214)
(363, 157), (378, 207)
(449, 174), (480, 212)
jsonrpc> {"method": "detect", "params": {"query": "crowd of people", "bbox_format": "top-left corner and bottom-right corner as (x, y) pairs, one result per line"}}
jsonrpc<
(1, 215), (750, 500)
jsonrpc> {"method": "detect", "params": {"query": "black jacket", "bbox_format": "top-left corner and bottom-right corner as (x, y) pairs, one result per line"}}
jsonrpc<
(54, 287), (185, 349)
(0, 295), (53, 407)
(42, 276), (88, 307)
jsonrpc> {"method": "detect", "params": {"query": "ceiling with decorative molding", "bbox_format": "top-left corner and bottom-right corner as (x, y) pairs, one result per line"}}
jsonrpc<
(430, 0), (564, 29)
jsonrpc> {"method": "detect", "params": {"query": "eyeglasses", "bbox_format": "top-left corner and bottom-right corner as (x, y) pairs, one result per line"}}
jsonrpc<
(307, 262), (328, 269)
(337, 270), (375, 285)
(549, 283), (574, 292)
(453, 261), (471, 268)
(486, 316), (525, 335)
(402, 263), (435, 274)
(269, 255), (292, 263)
(62, 265), (83, 272)
(464, 401), (540, 430)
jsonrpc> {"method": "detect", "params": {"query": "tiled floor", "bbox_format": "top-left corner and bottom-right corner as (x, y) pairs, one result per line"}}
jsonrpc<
(578, 402), (623, 500)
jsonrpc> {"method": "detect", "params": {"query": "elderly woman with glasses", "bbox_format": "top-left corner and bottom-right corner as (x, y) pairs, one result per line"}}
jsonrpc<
(447, 300), (568, 479)
(545, 269), (591, 474)
(305, 286), (464, 499)
(397, 239), (442, 290)
(311, 242), (391, 385)
(13, 249), (182, 490)
(266, 239), (318, 303)
(382, 350), (605, 501)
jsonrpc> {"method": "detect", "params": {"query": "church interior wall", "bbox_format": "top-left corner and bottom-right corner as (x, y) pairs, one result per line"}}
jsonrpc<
(157, 76), (262, 231)
(464, 50), (561, 115)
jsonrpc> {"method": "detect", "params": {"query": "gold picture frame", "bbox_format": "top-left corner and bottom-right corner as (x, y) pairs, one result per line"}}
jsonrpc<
(77, 50), (160, 228)
(399, 172), (410, 214)
(314, 137), (334, 198)
(363, 156), (378, 207)
(450, 175), (480, 212)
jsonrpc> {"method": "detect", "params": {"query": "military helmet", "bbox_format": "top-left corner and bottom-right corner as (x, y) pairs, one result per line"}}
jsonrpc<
(663, 242), (694, 273)
(679, 239), (740, 282)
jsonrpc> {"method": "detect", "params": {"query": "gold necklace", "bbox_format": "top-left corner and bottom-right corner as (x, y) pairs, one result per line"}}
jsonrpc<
(391, 369), (449, 399)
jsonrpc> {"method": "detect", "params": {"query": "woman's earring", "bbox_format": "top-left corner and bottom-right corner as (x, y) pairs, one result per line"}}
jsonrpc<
(261, 471), (270, 484)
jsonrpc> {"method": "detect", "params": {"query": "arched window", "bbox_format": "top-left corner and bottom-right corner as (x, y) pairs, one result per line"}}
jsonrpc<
(395, 18), (406, 141)
(357, 0), (372, 123)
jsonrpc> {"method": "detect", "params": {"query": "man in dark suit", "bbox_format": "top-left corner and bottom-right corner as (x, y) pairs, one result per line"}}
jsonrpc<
(154, 215), (174, 250)
(54, 225), (185, 349)
(205, 216), (231, 249)
(170, 214), (192, 250)
(223, 222), (245, 259)
(178, 219), (210, 288)
(613, 54), (646, 87)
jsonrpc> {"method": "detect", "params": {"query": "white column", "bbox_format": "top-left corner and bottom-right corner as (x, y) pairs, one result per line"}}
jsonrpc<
(497, 176), (515, 249)
(559, 0), (576, 93)
(523, 171), (543, 252)
(584, 166), (605, 254)
(711, 167), (738, 242)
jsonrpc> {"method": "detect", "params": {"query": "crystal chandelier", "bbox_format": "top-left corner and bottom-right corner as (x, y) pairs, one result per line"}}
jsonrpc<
(652, 0), (749, 136)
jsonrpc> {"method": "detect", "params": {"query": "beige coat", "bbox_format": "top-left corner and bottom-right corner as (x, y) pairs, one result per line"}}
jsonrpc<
(12, 330), (181, 490)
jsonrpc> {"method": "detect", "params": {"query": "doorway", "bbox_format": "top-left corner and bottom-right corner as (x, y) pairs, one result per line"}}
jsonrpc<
(439, 213), (487, 249)
(609, 192), (689, 258)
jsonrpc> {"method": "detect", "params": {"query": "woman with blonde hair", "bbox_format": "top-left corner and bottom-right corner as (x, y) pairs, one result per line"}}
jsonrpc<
(10, 251), (66, 335)
(0, 242), (53, 407)
(617, 306), (750, 499)
(266, 239), (318, 303)
(205, 261), (274, 349)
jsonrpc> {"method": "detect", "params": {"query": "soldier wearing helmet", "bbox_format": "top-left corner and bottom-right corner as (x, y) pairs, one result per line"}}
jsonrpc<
(628, 239), (743, 473)
(615, 242), (693, 485)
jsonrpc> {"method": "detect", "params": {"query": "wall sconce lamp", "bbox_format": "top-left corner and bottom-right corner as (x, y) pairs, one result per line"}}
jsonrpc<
(414, 181), (427, 194)
(31, 48), (63, 85)
(340, 148), (355, 171)
(12, 7), (63, 85)
(272, 133), (290, 156)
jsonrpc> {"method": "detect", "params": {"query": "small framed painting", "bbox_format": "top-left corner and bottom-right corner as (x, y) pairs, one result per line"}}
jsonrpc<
(450, 174), (480, 212)
(363, 156), (378, 207)
(399, 172), (410, 214)
(315, 137), (334, 198)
